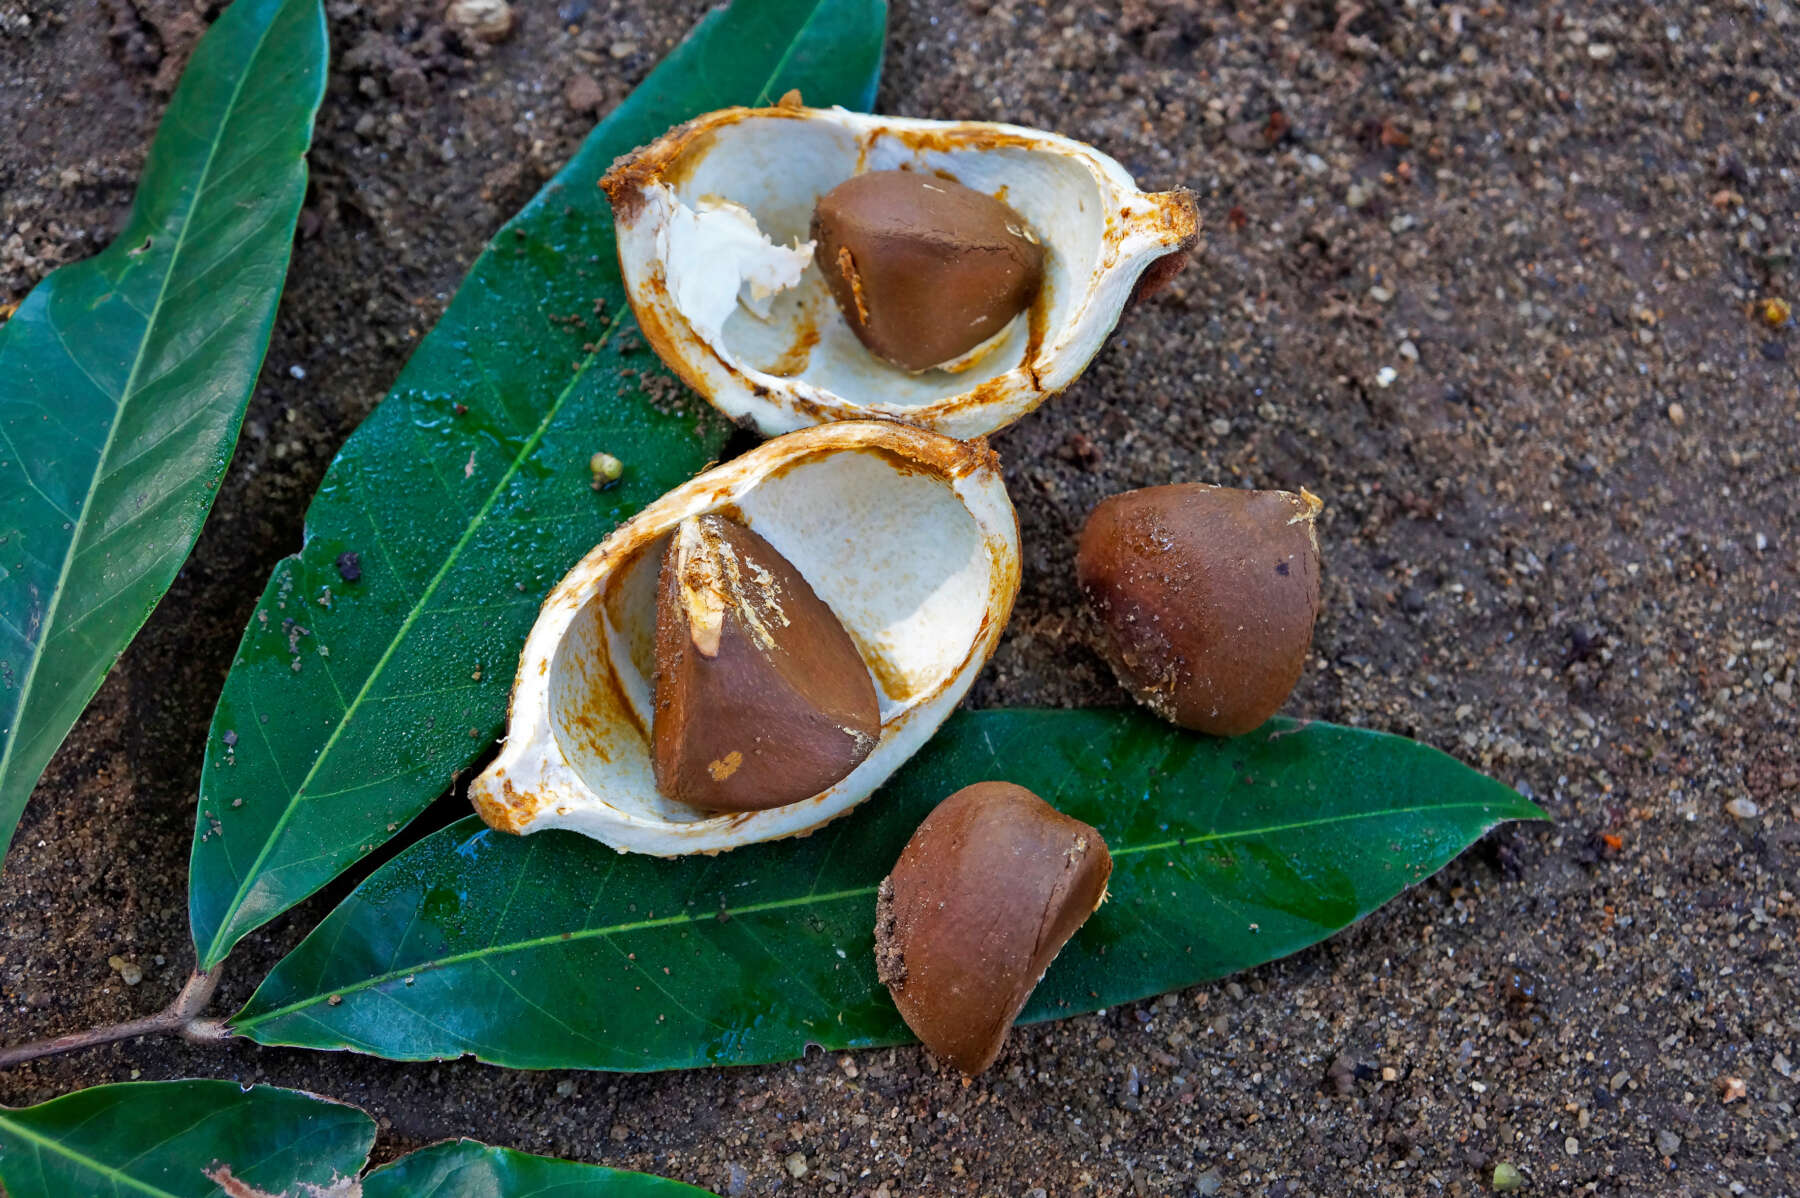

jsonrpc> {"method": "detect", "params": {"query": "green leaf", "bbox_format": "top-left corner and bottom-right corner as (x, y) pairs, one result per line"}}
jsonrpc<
(0, 1079), (374, 1198)
(233, 710), (1544, 1069)
(187, 0), (889, 969)
(366, 1140), (714, 1196)
(0, 0), (327, 868)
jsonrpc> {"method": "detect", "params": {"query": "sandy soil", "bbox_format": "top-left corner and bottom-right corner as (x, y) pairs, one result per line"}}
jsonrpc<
(2, 1), (1797, 1195)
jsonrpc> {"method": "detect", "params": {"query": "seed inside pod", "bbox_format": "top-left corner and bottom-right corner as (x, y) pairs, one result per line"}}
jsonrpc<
(652, 513), (879, 811)
(811, 170), (1046, 372)
(1076, 483), (1323, 737)
(875, 781), (1112, 1076)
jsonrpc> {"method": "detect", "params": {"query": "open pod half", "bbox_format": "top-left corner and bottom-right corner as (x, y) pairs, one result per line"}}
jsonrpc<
(471, 421), (1020, 855)
(602, 105), (1198, 439)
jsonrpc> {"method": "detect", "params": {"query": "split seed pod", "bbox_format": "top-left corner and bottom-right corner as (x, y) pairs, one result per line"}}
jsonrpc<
(1076, 483), (1323, 736)
(876, 781), (1112, 1076)
(471, 421), (1020, 855)
(602, 104), (1198, 439)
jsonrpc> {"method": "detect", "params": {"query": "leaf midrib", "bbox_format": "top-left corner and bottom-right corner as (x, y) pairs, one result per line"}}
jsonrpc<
(752, 0), (831, 106)
(199, 0), (874, 969)
(198, 304), (630, 968)
(0, 1112), (184, 1198)
(232, 798), (1525, 1031)
(0, 0), (291, 810)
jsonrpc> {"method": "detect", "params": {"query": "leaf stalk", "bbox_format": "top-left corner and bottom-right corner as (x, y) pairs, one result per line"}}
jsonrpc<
(0, 968), (224, 1069)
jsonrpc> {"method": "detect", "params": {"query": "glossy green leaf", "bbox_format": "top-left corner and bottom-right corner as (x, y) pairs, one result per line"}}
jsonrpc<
(233, 710), (1544, 1069)
(0, 0), (326, 868)
(187, 0), (889, 969)
(0, 1080), (374, 1198)
(366, 1140), (714, 1196)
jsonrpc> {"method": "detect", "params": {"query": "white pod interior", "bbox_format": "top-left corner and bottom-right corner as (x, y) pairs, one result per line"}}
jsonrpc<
(603, 105), (1198, 439)
(471, 422), (1021, 855)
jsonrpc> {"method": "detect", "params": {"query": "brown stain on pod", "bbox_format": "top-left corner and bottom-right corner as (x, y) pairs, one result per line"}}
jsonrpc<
(1076, 483), (1323, 737)
(651, 514), (879, 810)
(811, 171), (1046, 373)
(875, 781), (1112, 1075)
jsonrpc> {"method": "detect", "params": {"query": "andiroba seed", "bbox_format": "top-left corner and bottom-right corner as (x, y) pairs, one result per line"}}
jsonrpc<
(1077, 483), (1323, 737)
(875, 781), (1111, 1076)
(811, 170), (1045, 372)
(651, 513), (879, 811)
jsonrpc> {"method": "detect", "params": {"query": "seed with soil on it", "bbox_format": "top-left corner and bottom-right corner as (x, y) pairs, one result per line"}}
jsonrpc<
(875, 781), (1111, 1075)
(1077, 483), (1323, 736)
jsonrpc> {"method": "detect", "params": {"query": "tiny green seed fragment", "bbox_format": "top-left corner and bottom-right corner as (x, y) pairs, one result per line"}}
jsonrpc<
(590, 451), (624, 488)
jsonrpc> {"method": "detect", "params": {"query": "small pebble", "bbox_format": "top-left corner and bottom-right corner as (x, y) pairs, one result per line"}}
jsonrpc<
(1656, 1129), (1682, 1156)
(1194, 1168), (1224, 1196)
(1725, 797), (1759, 819)
(1117, 1062), (1142, 1110)
(554, 1079), (577, 1097)
(1666, 402), (1686, 426)
(725, 1163), (749, 1197)
(288, 364), (306, 379)
(1399, 339), (1419, 362)
(564, 74), (605, 115)
(784, 1152), (807, 1179)
(1209, 417), (1232, 437)
(1492, 1161), (1525, 1191)
(446, 0), (513, 42)
(107, 956), (143, 986)
(1376, 366), (1398, 388)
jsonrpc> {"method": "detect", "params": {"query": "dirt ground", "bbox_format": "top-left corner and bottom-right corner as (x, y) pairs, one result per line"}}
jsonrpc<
(3, 1), (1797, 1194)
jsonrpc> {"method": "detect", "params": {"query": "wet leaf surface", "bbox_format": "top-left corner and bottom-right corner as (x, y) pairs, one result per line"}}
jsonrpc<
(0, 1080), (373, 1198)
(0, 0), (326, 867)
(187, 0), (888, 968)
(234, 711), (1544, 1069)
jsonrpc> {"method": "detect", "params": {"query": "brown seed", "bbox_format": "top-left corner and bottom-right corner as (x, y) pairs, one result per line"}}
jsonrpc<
(651, 514), (879, 810)
(811, 170), (1045, 372)
(875, 781), (1111, 1075)
(1076, 483), (1323, 736)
